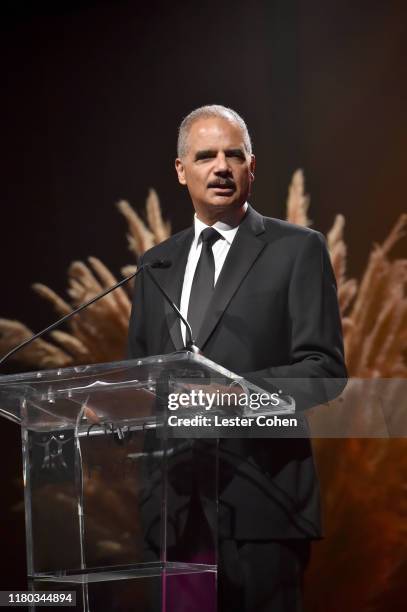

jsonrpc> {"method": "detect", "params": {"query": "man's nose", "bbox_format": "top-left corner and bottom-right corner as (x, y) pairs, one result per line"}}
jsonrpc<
(213, 153), (230, 174)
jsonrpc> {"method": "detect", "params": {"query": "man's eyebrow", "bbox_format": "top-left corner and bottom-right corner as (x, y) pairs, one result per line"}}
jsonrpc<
(225, 148), (245, 157)
(194, 148), (245, 160)
(195, 149), (216, 160)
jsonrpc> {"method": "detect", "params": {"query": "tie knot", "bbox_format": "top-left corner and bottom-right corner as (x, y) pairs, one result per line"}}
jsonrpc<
(200, 227), (221, 246)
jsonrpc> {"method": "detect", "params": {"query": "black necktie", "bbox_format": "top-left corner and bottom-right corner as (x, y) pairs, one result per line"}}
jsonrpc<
(187, 227), (222, 340)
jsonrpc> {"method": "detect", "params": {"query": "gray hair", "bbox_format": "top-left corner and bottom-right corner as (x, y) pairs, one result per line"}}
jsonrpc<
(177, 104), (252, 158)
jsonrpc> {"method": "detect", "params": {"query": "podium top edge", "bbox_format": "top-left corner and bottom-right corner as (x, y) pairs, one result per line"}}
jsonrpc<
(0, 351), (242, 387)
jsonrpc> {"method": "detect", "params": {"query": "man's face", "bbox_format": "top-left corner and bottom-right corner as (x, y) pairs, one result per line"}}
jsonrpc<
(175, 117), (255, 222)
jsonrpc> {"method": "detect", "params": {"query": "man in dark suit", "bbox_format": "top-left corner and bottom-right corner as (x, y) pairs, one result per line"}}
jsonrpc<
(128, 105), (346, 611)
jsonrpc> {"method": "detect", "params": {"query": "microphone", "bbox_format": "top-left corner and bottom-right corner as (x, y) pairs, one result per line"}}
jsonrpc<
(0, 259), (170, 367)
(143, 265), (200, 354)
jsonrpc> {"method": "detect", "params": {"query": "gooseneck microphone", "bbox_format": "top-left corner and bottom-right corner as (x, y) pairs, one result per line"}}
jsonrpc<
(0, 259), (178, 367)
(143, 265), (200, 354)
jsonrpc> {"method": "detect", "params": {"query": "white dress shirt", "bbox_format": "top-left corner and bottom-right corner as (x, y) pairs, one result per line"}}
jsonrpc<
(180, 202), (248, 344)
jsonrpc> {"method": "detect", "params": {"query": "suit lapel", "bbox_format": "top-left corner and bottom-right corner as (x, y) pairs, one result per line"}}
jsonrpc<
(197, 206), (266, 349)
(161, 228), (194, 350)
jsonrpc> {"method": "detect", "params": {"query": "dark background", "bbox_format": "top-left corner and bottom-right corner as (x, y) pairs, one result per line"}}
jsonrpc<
(0, 0), (406, 597)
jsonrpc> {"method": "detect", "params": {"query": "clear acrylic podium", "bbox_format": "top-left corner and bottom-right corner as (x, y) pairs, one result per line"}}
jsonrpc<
(0, 351), (292, 611)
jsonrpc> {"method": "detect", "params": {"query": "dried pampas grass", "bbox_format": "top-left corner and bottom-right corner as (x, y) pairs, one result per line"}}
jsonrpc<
(285, 169), (312, 227)
(283, 177), (407, 611)
(0, 319), (72, 368)
(117, 188), (171, 257)
(0, 193), (170, 368)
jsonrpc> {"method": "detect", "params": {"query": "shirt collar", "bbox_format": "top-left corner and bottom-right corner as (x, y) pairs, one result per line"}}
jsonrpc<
(193, 202), (248, 246)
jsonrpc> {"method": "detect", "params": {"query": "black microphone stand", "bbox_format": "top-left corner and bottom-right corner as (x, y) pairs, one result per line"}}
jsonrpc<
(143, 266), (200, 354)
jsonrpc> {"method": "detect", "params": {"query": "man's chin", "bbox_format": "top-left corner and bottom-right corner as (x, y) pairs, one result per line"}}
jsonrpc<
(196, 197), (247, 222)
(207, 193), (241, 207)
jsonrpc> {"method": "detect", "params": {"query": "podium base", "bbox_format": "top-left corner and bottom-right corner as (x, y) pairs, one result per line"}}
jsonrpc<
(28, 563), (217, 611)
(30, 561), (217, 583)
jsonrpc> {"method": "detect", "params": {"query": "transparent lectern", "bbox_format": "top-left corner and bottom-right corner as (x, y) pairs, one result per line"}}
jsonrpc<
(0, 351), (293, 611)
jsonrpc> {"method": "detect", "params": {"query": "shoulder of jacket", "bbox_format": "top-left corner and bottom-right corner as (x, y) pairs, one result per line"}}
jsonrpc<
(140, 227), (192, 261)
(260, 215), (323, 242)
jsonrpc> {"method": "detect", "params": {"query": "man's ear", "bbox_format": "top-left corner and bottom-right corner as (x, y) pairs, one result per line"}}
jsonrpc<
(175, 158), (187, 185)
(250, 154), (256, 181)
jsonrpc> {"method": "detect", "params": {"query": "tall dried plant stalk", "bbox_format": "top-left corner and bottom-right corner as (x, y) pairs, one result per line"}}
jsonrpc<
(339, 214), (407, 377)
(285, 169), (312, 226)
(117, 188), (171, 257)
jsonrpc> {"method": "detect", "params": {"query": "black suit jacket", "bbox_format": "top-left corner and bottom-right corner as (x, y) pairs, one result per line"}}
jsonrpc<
(128, 205), (347, 540)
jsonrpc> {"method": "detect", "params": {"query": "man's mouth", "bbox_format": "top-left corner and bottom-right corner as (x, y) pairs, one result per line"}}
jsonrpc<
(208, 180), (236, 193)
